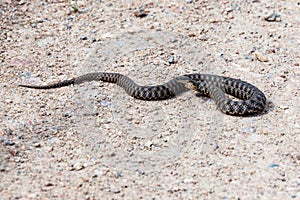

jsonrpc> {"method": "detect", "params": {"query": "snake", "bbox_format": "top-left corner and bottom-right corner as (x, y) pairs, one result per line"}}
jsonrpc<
(19, 72), (267, 116)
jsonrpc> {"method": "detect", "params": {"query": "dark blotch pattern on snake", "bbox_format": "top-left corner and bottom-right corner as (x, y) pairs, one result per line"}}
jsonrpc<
(19, 72), (267, 116)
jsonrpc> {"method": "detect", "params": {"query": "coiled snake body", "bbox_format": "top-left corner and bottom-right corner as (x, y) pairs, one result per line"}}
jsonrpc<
(19, 73), (266, 116)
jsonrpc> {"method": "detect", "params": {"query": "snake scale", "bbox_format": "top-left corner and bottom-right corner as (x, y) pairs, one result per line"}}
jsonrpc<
(19, 72), (267, 116)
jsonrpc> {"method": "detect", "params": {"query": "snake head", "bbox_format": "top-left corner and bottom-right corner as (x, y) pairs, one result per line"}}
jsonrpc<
(175, 76), (211, 96)
(175, 76), (199, 91)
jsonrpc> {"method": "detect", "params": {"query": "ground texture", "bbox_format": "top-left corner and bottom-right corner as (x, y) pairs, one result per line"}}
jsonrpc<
(1, 0), (299, 199)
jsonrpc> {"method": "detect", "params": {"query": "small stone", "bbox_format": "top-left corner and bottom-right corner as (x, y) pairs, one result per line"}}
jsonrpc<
(10, 149), (18, 156)
(67, 17), (74, 21)
(80, 35), (88, 40)
(19, 145), (26, 151)
(170, 38), (178, 43)
(63, 112), (72, 118)
(138, 170), (145, 175)
(5, 141), (15, 146)
(145, 140), (153, 149)
(72, 162), (85, 171)
(269, 164), (279, 168)
(188, 33), (196, 37)
(134, 8), (147, 18)
(93, 169), (104, 178)
(168, 56), (175, 64)
(31, 23), (37, 28)
(81, 8), (89, 13)
(265, 13), (281, 22)
(4, 129), (13, 135)
(33, 142), (41, 148)
(90, 38), (97, 43)
(17, 0), (26, 5)
(183, 178), (196, 183)
(279, 105), (289, 110)
(262, 130), (269, 135)
(243, 54), (252, 60)
(113, 189), (121, 194)
(254, 51), (268, 62)
(45, 182), (54, 187)
(66, 24), (72, 30)
(115, 171), (122, 178)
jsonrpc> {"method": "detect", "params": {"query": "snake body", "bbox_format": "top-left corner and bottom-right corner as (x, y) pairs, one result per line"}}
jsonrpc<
(19, 72), (266, 115)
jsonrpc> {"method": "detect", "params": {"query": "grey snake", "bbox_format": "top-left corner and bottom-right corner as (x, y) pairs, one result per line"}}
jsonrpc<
(19, 72), (267, 116)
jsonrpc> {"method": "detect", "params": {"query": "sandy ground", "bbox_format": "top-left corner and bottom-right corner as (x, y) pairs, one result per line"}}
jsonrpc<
(1, 0), (299, 199)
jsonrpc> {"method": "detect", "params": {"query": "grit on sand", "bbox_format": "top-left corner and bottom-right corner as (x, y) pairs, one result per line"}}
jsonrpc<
(1, 1), (299, 199)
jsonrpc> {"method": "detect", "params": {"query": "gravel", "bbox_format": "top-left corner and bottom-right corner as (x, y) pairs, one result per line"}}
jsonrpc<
(1, 0), (300, 199)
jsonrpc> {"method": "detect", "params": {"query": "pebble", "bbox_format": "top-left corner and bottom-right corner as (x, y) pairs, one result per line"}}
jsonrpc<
(183, 178), (196, 184)
(4, 129), (13, 135)
(279, 105), (289, 110)
(31, 23), (37, 28)
(72, 162), (85, 171)
(81, 8), (89, 13)
(10, 149), (18, 156)
(231, 2), (240, 10)
(93, 169), (105, 178)
(33, 142), (41, 148)
(45, 182), (55, 187)
(254, 51), (268, 62)
(99, 100), (113, 107)
(80, 36), (88, 40)
(262, 130), (269, 135)
(138, 170), (145, 175)
(115, 171), (122, 178)
(168, 55), (175, 64)
(269, 164), (279, 168)
(170, 38), (178, 43)
(113, 189), (121, 194)
(144, 140), (153, 149)
(265, 13), (281, 22)
(134, 8), (147, 18)
(90, 38), (97, 43)
(63, 112), (73, 118)
(19, 145), (26, 151)
(66, 24), (72, 30)
(243, 54), (252, 60)
(67, 16), (74, 21)
(5, 141), (15, 146)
